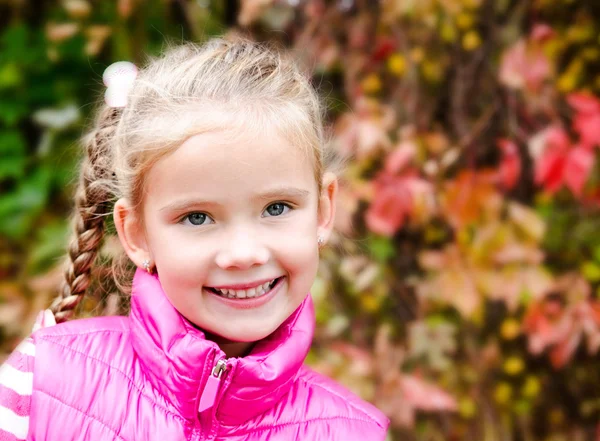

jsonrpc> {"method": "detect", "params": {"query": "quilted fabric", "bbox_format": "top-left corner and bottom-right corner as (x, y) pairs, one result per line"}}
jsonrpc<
(28, 269), (389, 440)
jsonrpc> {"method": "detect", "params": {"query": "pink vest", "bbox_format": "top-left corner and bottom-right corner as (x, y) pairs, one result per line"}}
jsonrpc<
(28, 269), (389, 440)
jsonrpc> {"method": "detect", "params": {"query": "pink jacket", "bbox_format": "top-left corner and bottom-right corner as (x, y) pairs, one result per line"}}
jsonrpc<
(13, 269), (389, 440)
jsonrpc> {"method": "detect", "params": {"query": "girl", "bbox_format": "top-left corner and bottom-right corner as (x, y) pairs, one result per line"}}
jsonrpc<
(0, 38), (390, 440)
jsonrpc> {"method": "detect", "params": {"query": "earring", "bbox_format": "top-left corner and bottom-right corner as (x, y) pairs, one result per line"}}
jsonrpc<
(317, 235), (325, 247)
(142, 259), (152, 274)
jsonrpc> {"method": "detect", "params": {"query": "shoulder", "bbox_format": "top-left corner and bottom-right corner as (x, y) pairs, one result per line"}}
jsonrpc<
(0, 337), (35, 440)
(290, 365), (390, 439)
(32, 315), (129, 346)
(31, 316), (131, 373)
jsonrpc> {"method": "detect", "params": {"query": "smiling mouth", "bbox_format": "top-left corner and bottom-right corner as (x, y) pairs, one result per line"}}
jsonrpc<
(205, 277), (283, 300)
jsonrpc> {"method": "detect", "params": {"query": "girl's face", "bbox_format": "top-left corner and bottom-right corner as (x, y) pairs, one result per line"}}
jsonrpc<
(115, 122), (337, 354)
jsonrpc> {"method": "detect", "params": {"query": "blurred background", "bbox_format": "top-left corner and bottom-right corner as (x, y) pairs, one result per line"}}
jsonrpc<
(2, 0), (600, 440)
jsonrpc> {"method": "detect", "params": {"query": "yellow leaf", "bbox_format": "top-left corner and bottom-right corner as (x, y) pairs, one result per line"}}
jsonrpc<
(508, 203), (546, 241)
(494, 382), (513, 405)
(582, 47), (600, 61)
(503, 356), (525, 376)
(521, 375), (541, 398)
(387, 54), (406, 77)
(440, 21), (457, 43)
(462, 31), (482, 51)
(459, 397), (477, 419)
(422, 60), (443, 83)
(558, 72), (578, 93)
(462, 0), (481, 8)
(361, 73), (382, 94)
(456, 12), (475, 30)
(500, 318), (521, 340)
(360, 294), (380, 313)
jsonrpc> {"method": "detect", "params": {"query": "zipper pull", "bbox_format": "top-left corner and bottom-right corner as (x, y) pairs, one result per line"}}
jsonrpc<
(198, 359), (227, 413)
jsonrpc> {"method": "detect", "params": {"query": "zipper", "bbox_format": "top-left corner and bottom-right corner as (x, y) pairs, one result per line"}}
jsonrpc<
(198, 357), (228, 412)
(197, 352), (232, 441)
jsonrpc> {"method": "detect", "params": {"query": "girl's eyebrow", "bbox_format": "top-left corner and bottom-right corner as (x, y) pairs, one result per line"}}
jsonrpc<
(253, 187), (310, 202)
(159, 187), (310, 212)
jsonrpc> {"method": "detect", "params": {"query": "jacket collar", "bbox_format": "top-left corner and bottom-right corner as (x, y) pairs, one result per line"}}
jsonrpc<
(129, 269), (314, 424)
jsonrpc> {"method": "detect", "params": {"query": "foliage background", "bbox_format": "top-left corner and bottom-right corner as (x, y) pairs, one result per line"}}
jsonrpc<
(2, 0), (600, 440)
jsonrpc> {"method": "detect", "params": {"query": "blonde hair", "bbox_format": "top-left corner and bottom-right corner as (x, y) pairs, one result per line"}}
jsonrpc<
(50, 37), (331, 322)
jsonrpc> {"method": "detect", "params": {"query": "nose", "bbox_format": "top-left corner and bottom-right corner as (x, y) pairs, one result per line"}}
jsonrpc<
(215, 227), (270, 270)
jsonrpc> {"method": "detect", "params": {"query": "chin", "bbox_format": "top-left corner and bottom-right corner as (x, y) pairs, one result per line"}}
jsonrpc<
(219, 326), (276, 343)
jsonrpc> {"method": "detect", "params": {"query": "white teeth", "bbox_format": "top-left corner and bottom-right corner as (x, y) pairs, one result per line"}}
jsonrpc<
(212, 278), (279, 299)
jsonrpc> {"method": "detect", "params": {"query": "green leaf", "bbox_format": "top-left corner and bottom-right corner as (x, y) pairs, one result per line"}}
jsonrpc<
(28, 220), (69, 273)
(592, 245), (600, 263)
(0, 63), (21, 89)
(582, 261), (600, 282)
(0, 130), (26, 179)
(367, 234), (395, 263)
(0, 25), (29, 63)
(0, 98), (29, 126)
(0, 167), (51, 239)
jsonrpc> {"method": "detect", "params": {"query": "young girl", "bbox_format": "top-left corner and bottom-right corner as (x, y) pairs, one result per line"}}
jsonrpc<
(0, 38), (390, 440)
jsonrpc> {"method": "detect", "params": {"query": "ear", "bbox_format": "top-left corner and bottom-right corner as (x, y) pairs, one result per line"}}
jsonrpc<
(113, 198), (151, 268)
(317, 172), (338, 243)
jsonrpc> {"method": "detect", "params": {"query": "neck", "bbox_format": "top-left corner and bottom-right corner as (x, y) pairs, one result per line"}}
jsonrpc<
(203, 331), (256, 358)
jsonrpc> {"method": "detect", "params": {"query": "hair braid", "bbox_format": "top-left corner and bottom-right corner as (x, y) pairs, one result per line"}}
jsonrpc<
(50, 106), (120, 323)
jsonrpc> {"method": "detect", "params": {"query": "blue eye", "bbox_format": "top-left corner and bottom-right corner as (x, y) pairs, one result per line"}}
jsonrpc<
(264, 203), (291, 217)
(183, 212), (213, 226)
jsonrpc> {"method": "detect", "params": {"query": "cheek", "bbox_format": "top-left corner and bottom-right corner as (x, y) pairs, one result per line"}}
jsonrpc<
(145, 222), (209, 284)
(275, 221), (320, 282)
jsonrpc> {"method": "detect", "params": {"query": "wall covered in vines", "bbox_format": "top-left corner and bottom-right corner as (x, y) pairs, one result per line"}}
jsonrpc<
(1, 1), (600, 440)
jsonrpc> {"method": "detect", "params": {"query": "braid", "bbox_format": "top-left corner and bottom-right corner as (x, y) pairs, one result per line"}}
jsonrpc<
(50, 106), (120, 323)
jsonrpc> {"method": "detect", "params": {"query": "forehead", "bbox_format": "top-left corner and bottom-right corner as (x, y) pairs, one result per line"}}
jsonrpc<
(145, 126), (317, 203)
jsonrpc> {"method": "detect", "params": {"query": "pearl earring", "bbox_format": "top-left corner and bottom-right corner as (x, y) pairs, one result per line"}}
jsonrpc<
(142, 259), (152, 274)
(317, 235), (325, 247)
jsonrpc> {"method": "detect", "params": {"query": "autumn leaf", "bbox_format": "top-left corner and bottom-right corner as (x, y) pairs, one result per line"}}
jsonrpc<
(384, 141), (417, 174)
(407, 320), (457, 371)
(497, 139), (522, 191)
(441, 170), (502, 230)
(534, 126), (570, 194)
(334, 99), (394, 160)
(563, 145), (595, 197)
(417, 245), (482, 318)
(568, 92), (600, 149)
(499, 39), (552, 92)
(523, 275), (600, 368)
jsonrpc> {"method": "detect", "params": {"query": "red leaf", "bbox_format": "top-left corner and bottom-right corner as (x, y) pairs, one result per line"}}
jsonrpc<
(497, 139), (522, 190)
(567, 92), (600, 114)
(550, 330), (581, 369)
(534, 127), (570, 193)
(572, 112), (600, 149)
(546, 126), (572, 150)
(365, 177), (412, 236)
(384, 141), (416, 174)
(530, 23), (555, 42)
(564, 146), (595, 197)
(372, 37), (396, 62)
(499, 40), (551, 92)
(400, 375), (458, 412)
(534, 147), (566, 193)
